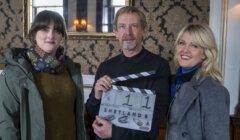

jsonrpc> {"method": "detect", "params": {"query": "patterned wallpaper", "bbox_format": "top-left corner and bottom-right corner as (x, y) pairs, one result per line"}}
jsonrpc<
(0, 0), (209, 74)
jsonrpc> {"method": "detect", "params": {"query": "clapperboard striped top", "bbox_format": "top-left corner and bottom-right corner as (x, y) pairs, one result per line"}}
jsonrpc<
(112, 70), (156, 83)
(112, 85), (155, 94)
(111, 70), (156, 95)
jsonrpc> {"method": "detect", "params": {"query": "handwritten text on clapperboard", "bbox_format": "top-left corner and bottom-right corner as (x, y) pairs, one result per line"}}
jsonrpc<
(99, 85), (156, 132)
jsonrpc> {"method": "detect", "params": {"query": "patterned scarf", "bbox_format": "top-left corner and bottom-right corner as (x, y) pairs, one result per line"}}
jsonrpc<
(27, 46), (65, 74)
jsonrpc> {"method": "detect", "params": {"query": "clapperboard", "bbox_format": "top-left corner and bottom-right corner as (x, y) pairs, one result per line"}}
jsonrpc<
(99, 71), (156, 132)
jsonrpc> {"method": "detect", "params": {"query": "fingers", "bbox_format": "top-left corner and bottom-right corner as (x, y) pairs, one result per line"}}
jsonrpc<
(92, 116), (105, 130)
(94, 75), (112, 99)
(97, 75), (112, 88)
(92, 117), (104, 137)
(95, 116), (107, 124)
(92, 116), (112, 139)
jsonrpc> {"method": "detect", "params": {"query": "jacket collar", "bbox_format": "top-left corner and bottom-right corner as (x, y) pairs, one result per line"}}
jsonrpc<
(3, 48), (79, 80)
(3, 48), (34, 80)
(175, 72), (207, 123)
(176, 82), (199, 123)
(189, 71), (206, 88)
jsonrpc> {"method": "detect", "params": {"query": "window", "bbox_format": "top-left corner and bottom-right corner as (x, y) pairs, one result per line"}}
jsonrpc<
(97, 0), (125, 32)
(30, 0), (63, 24)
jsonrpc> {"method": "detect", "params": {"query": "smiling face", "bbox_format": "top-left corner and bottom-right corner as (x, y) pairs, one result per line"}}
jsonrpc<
(175, 31), (206, 68)
(114, 13), (146, 55)
(35, 22), (63, 54)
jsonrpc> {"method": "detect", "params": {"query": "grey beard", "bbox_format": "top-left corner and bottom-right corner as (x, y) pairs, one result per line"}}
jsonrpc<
(123, 44), (137, 51)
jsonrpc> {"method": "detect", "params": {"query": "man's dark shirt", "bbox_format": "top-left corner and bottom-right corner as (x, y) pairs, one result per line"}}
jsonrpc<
(86, 48), (170, 140)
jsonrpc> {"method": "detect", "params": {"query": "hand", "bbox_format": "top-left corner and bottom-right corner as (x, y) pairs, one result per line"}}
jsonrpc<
(94, 75), (112, 99)
(92, 116), (112, 139)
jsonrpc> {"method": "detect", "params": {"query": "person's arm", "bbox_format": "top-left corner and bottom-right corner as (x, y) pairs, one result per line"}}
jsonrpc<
(149, 60), (171, 139)
(86, 65), (103, 118)
(86, 64), (112, 119)
(88, 58), (171, 140)
(202, 85), (230, 140)
(0, 74), (20, 140)
(111, 60), (171, 140)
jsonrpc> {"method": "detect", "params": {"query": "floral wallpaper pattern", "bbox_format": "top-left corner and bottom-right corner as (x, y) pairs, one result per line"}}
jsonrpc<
(0, 0), (209, 74)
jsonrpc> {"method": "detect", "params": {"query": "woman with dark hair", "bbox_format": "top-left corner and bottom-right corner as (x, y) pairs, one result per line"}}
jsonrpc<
(0, 10), (87, 140)
(165, 23), (230, 140)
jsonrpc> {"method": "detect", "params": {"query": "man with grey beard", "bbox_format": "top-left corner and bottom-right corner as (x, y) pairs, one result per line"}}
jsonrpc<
(86, 6), (170, 140)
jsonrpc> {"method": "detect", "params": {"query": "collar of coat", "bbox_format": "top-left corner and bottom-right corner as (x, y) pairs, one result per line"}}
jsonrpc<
(175, 72), (210, 123)
(0, 48), (78, 81)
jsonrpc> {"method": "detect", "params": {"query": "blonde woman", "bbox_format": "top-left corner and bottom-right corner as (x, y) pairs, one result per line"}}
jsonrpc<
(166, 24), (230, 140)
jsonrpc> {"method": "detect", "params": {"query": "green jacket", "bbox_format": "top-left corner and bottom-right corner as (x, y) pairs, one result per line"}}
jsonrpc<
(0, 48), (88, 140)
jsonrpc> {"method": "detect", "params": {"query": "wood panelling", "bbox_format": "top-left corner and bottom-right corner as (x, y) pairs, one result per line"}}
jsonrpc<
(231, 115), (240, 140)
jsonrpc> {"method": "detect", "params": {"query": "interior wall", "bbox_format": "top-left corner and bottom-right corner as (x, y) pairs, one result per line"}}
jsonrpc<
(224, 0), (240, 115)
(210, 0), (240, 115)
(0, 0), (209, 74)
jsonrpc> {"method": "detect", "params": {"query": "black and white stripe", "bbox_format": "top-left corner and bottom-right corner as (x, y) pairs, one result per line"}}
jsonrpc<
(112, 85), (155, 95)
(112, 70), (156, 83)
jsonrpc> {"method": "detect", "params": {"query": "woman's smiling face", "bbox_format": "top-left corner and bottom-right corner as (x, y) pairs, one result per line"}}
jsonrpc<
(35, 22), (63, 54)
(175, 31), (206, 68)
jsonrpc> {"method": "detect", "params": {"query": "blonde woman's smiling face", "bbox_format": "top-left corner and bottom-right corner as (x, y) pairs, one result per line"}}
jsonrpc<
(175, 31), (206, 68)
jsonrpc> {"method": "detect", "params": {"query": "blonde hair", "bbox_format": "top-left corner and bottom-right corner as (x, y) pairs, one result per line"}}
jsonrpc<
(174, 23), (223, 83)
